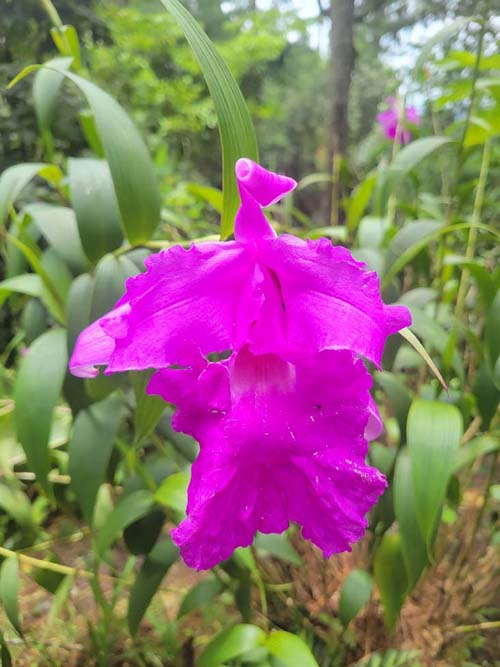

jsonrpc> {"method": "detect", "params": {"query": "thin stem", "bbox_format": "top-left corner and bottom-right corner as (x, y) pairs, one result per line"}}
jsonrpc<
(455, 620), (500, 634)
(458, 21), (486, 163)
(455, 140), (491, 319)
(0, 545), (92, 579)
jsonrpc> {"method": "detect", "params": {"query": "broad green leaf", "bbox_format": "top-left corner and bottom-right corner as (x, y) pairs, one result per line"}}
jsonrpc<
(254, 532), (302, 566)
(407, 400), (463, 555)
(122, 459), (176, 556)
(6, 233), (65, 323)
(384, 220), (441, 286)
(90, 254), (139, 321)
(25, 203), (88, 273)
(0, 163), (46, 227)
(0, 480), (34, 530)
(68, 394), (125, 525)
(96, 489), (154, 556)
(155, 471), (189, 514)
(198, 624), (266, 667)
(178, 577), (225, 618)
(66, 274), (94, 355)
(131, 371), (166, 446)
(79, 111), (105, 157)
(338, 569), (373, 626)
(14, 329), (67, 494)
(68, 158), (124, 263)
(0, 557), (22, 636)
(455, 435), (500, 471)
(347, 173), (376, 233)
(374, 371), (412, 439)
(391, 137), (454, 174)
(41, 248), (72, 303)
(472, 363), (500, 427)
(0, 632), (12, 667)
(394, 449), (428, 590)
(32, 57), (72, 131)
(374, 532), (408, 630)
(159, 0), (258, 238)
(11, 65), (161, 243)
(0, 274), (42, 308)
(486, 290), (500, 375)
(187, 183), (223, 213)
(127, 537), (178, 635)
(357, 216), (389, 249)
(265, 631), (318, 667)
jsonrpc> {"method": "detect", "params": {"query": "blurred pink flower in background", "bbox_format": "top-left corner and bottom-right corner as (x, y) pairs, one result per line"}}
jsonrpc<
(377, 96), (421, 144)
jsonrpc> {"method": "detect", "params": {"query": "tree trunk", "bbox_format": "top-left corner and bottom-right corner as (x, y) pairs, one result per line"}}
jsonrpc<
(324, 0), (355, 225)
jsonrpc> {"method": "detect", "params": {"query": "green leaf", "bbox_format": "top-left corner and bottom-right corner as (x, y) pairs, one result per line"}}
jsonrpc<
(415, 18), (477, 71)
(66, 274), (94, 356)
(472, 362), (500, 427)
(0, 480), (34, 530)
(131, 371), (166, 446)
(486, 290), (500, 375)
(393, 449), (428, 590)
(68, 158), (124, 263)
(0, 557), (22, 636)
(68, 394), (125, 525)
(0, 163), (46, 227)
(398, 328), (448, 392)
(50, 25), (81, 68)
(6, 233), (65, 324)
(347, 173), (376, 233)
(154, 471), (189, 514)
(374, 371), (412, 439)
(338, 569), (373, 626)
(383, 220), (442, 287)
(0, 632), (12, 667)
(455, 435), (500, 471)
(374, 532), (408, 630)
(127, 537), (178, 635)
(391, 137), (454, 174)
(90, 254), (139, 321)
(0, 274), (42, 308)
(25, 203), (89, 273)
(407, 400), (463, 555)
(14, 329), (68, 494)
(159, 0), (258, 238)
(254, 532), (302, 566)
(11, 65), (161, 243)
(96, 489), (154, 556)
(178, 577), (225, 618)
(265, 631), (319, 667)
(198, 624), (266, 667)
(187, 183), (223, 213)
(32, 57), (72, 131)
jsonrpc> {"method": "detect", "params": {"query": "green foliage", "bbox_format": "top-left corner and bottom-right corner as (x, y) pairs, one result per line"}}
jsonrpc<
(0, 1), (499, 665)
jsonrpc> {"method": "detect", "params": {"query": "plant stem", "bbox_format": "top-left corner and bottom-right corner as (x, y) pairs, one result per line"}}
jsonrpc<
(0, 545), (93, 579)
(455, 620), (500, 634)
(455, 139), (491, 319)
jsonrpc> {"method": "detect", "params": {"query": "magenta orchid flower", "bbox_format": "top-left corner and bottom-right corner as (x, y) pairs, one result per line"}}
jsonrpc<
(70, 159), (409, 378)
(377, 96), (421, 144)
(148, 347), (387, 570)
(69, 159), (411, 570)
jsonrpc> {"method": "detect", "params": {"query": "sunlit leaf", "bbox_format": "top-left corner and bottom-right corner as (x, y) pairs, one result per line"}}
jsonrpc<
(159, 0), (258, 238)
